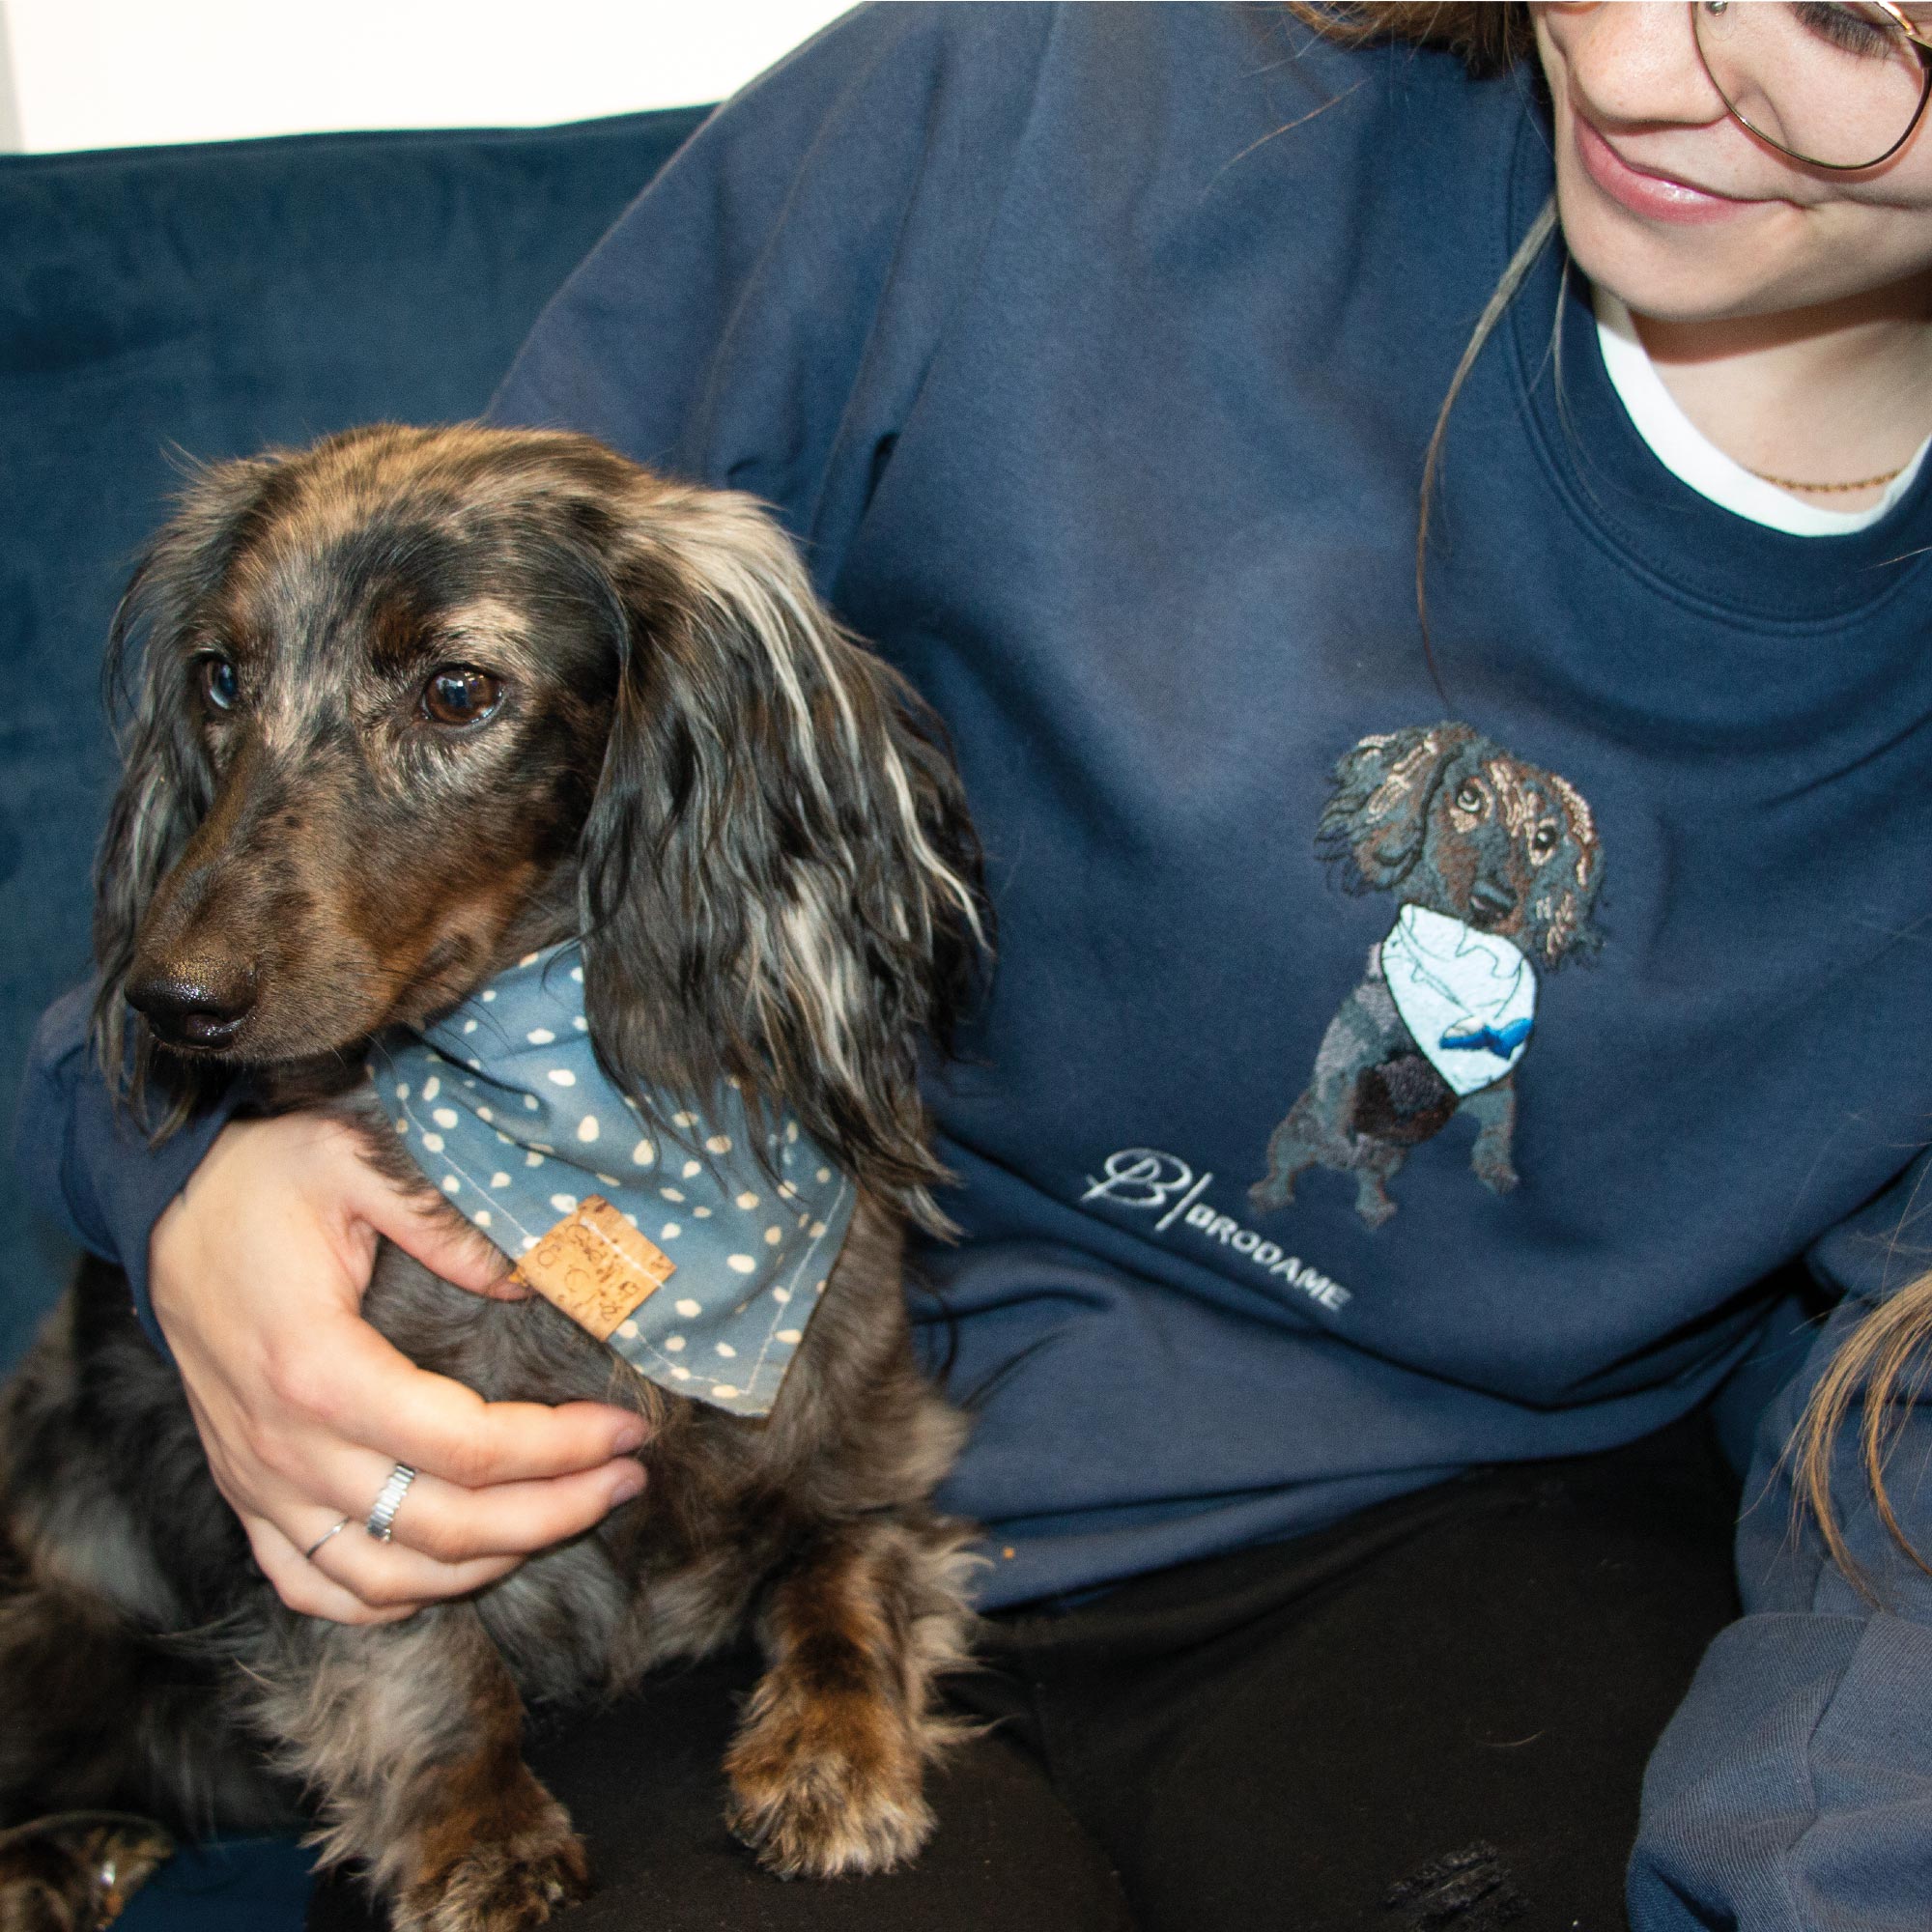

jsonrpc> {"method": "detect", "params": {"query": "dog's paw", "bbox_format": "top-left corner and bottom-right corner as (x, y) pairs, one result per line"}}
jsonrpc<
(0, 1813), (175, 1932)
(1473, 1157), (1520, 1196)
(0, 1876), (74, 1932)
(1353, 1185), (1398, 1229)
(725, 1690), (936, 1880)
(0, 1808), (175, 1932)
(393, 1807), (590, 1932)
(1247, 1177), (1293, 1215)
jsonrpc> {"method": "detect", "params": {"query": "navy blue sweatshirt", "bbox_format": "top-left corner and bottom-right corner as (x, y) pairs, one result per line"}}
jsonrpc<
(18, 9), (1932, 1923)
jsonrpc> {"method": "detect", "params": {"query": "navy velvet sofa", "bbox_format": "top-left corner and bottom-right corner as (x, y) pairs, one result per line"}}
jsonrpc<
(0, 104), (707, 1927)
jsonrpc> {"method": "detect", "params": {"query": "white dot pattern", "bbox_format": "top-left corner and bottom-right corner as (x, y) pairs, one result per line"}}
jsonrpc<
(368, 938), (854, 1420)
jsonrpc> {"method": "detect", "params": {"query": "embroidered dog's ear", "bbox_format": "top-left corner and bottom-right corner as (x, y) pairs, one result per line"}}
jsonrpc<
(575, 482), (986, 1235)
(92, 452), (292, 1126)
(1531, 773), (1605, 967)
(1317, 723), (1474, 894)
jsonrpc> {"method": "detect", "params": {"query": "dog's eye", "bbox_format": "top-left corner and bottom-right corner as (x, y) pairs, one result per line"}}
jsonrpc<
(421, 666), (503, 727)
(197, 655), (239, 714)
(1531, 824), (1559, 858)
(1454, 781), (1485, 813)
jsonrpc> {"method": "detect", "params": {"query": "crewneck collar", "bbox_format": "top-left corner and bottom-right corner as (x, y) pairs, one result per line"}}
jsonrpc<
(1500, 104), (1932, 629)
(1592, 289), (1931, 539)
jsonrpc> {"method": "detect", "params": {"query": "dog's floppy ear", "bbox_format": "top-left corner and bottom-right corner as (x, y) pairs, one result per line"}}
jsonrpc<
(574, 481), (986, 1236)
(1532, 772), (1605, 968)
(92, 453), (291, 1125)
(1317, 722), (1474, 894)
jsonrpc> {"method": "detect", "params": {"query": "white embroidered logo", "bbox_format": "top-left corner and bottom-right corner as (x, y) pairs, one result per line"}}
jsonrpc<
(1080, 1148), (1350, 1312)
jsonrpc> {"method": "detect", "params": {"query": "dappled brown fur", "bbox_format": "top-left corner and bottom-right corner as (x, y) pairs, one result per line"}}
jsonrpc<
(0, 426), (986, 1929)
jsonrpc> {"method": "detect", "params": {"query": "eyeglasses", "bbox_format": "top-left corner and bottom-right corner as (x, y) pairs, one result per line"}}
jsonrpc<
(1692, 1), (1932, 171)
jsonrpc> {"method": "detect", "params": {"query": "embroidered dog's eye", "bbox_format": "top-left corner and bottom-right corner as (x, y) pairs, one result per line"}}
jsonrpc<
(1454, 781), (1485, 813)
(197, 655), (239, 714)
(1531, 824), (1559, 857)
(421, 667), (503, 727)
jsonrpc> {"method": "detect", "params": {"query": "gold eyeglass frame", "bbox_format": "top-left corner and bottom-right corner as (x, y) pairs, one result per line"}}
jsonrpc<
(1694, 0), (1932, 170)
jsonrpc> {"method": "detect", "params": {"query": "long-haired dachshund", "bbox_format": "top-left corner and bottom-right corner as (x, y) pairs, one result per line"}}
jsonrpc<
(0, 425), (986, 1929)
(1249, 722), (1603, 1228)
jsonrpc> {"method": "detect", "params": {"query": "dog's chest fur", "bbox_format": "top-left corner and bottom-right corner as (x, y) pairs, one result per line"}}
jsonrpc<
(358, 1215), (931, 1697)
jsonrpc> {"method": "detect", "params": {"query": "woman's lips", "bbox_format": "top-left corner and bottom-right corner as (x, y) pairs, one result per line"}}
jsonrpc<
(1573, 111), (1760, 225)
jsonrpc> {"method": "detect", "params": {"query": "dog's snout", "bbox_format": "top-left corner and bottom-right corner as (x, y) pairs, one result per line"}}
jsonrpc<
(125, 965), (257, 1050)
(1467, 879), (1516, 927)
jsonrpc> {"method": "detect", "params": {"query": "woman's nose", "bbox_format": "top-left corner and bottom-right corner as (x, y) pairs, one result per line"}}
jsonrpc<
(1543, 1), (1730, 128)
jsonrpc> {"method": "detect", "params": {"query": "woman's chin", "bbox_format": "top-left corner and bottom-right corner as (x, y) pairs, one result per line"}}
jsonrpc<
(1555, 162), (1810, 331)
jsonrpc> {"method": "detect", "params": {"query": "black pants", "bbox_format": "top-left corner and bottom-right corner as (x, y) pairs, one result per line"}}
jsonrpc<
(308, 1420), (1742, 1932)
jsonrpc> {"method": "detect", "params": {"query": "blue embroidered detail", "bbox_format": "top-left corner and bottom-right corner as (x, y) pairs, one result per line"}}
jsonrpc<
(1436, 1017), (1535, 1058)
(367, 943), (854, 1419)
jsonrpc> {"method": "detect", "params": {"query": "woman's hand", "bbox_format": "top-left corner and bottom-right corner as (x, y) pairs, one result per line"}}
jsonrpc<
(150, 1112), (649, 1625)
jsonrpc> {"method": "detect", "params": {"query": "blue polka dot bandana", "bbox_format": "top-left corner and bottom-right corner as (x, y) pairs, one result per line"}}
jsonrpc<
(367, 943), (856, 1418)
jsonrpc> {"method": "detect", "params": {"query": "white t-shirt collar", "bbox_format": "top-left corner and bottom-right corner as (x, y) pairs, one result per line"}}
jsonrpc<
(1593, 286), (1930, 538)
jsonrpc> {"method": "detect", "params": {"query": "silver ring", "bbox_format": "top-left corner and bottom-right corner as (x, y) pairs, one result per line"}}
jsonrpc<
(303, 1517), (351, 1562)
(364, 1463), (417, 1543)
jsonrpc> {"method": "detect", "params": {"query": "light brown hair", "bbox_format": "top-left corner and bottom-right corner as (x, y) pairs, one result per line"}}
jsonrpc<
(1290, 1), (1534, 75)
(1292, 5), (1550, 648)
(1793, 1274), (1932, 1596)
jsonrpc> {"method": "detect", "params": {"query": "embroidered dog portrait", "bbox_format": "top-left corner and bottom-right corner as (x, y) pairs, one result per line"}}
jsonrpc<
(1249, 723), (1605, 1229)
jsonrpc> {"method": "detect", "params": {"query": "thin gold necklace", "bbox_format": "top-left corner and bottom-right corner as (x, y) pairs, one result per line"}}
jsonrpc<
(1745, 462), (1908, 496)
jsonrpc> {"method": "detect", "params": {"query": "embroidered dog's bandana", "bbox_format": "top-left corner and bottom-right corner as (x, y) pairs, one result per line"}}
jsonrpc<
(368, 944), (855, 1418)
(1379, 904), (1536, 1098)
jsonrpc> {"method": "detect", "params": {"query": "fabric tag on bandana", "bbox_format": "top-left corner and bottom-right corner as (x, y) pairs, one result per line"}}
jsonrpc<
(367, 942), (855, 1418)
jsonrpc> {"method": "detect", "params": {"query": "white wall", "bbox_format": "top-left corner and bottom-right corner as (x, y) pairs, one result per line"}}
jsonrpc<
(0, 0), (852, 154)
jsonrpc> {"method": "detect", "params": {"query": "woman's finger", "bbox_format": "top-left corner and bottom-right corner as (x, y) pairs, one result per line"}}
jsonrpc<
(224, 1331), (650, 1565)
(363, 1460), (648, 1565)
(289, 1315), (650, 1488)
(305, 1523), (524, 1609)
(345, 1160), (527, 1302)
(245, 1516), (423, 1627)
(294, 1437), (647, 1567)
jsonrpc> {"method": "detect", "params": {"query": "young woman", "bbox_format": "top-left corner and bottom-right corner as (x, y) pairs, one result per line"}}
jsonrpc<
(19, 5), (1932, 1926)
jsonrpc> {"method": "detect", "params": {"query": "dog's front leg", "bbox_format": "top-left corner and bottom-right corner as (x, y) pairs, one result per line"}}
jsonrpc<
(724, 1513), (976, 1880)
(250, 1605), (588, 1932)
(1463, 1076), (1520, 1195)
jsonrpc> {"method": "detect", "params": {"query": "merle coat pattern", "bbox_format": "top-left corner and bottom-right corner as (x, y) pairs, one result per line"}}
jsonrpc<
(0, 426), (987, 1932)
(1249, 723), (1604, 1230)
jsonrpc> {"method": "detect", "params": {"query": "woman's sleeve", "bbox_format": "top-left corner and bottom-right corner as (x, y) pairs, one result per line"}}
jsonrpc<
(13, 983), (239, 1348)
(1630, 1155), (1932, 1931)
(13, 3), (1051, 1350)
(490, 1), (1053, 583)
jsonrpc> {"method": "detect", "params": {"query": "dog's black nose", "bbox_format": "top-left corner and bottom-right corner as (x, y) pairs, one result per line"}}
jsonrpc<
(125, 969), (256, 1049)
(1468, 881), (1517, 928)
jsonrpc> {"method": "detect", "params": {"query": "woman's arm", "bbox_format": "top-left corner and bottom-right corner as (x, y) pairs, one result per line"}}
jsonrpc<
(15, 988), (652, 1624)
(14, 980), (233, 1337)
(1631, 1157), (1932, 1931)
